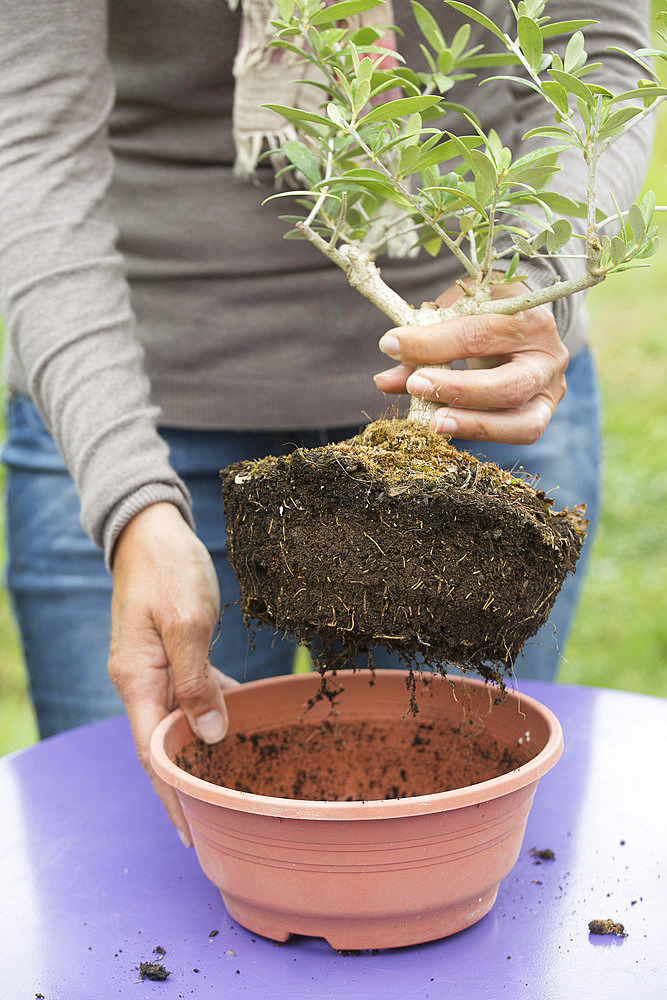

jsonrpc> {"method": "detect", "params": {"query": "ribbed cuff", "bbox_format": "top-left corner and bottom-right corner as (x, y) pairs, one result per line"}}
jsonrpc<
(103, 481), (195, 570)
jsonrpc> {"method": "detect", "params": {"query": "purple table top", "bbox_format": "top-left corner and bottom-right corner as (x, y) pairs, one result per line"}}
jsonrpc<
(1, 680), (666, 1000)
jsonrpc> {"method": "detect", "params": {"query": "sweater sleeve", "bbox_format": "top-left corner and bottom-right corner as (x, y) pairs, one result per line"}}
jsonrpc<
(505, 0), (655, 341)
(0, 0), (194, 566)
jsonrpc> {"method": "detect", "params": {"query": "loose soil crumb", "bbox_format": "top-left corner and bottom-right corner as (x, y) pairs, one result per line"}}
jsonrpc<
(175, 715), (534, 801)
(139, 962), (171, 981)
(222, 418), (586, 689)
(588, 919), (628, 937)
(530, 848), (556, 862)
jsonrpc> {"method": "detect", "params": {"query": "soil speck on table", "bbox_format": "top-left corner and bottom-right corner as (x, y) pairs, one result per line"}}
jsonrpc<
(588, 919), (628, 937)
(530, 847), (555, 863)
(139, 961), (171, 981)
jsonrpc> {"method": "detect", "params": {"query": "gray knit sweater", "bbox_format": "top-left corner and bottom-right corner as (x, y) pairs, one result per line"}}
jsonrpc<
(0, 1), (653, 562)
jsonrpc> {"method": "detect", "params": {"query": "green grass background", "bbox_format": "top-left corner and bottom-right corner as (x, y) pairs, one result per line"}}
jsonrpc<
(1, 88), (665, 759)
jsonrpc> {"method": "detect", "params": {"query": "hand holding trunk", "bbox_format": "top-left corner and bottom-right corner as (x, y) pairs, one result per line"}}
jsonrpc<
(374, 281), (569, 444)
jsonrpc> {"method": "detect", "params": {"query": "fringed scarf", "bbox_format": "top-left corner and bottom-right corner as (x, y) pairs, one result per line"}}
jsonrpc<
(227, 0), (398, 179)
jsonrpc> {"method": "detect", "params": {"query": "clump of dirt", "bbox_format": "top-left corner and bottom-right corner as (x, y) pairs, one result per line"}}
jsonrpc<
(588, 919), (628, 938)
(138, 962), (170, 981)
(530, 847), (556, 862)
(222, 418), (586, 685)
(175, 714), (534, 801)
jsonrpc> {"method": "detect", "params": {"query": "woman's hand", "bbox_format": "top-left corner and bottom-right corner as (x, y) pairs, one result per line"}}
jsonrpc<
(374, 281), (569, 444)
(108, 502), (238, 846)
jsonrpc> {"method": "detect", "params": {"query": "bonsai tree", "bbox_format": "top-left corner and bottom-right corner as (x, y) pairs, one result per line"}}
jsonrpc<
(221, 0), (666, 687)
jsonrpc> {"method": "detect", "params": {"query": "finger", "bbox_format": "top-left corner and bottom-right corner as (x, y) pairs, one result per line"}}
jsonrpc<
(380, 306), (561, 367)
(432, 391), (562, 446)
(148, 761), (193, 847)
(373, 362), (413, 393)
(163, 612), (230, 744)
(109, 642), (193, 845)
(406, 356), (566, 412)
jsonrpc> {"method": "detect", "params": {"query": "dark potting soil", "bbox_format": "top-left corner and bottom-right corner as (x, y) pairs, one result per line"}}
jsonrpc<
(138, 961), (170, 981)
(175, 716), (534, 801)
(588, 919), (628, 938)
(221, 418), (586, 684)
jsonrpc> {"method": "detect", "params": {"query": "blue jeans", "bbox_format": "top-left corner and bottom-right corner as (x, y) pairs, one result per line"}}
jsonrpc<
(1, 348), (600, 738)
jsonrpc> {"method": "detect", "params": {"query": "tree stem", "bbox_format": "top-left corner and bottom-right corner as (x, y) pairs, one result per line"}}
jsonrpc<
(297, 220), (606, 426)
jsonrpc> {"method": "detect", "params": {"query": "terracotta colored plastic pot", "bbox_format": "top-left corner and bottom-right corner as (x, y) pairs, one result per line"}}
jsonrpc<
(150, 670), (562, 950)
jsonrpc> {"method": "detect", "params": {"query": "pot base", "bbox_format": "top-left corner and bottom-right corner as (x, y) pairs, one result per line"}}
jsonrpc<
(222, 886), (499, 949)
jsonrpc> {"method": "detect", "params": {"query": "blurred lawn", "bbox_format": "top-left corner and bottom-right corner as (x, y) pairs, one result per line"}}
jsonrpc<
(1, 97), (665, 759)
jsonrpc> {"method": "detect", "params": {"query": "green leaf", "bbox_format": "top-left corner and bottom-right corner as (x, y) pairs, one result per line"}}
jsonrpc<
(537, 191), (590, 219)
(414, 135), (482, 171)
(548, 69), (594, 105)
(422, 235), (442, 256)
(310, 0), (383, 27)
(610, 235), (627, 266)
(610, 85), (667, 105)
(459, 52), (522, 68)
(282, 140), (321, 187)
(505, 251), (521, 280)
(450, 23), (471, 59)
(277, 0), (295, 19)
(564, 31), (585, 74)
(399, 144), (421, 176)
(640, 190), (656, 227)
(481, 74), (542, 96)
(606, 46), (659, 81)
(357, 55), (374, 87)
(506, 144), (566, 172)
(541, 80), (570, 116)
(522, 125), (578, 142)
(627, 203), (646, 245)
(512, 234), (537, 255)
(357, 95), (442, 125)
(349, 26), (383, 45)
(540, 19), (597, 38)
(411, 2), (446, 51)
(354, 80), (372, 114)
(545, 218), (573, 253)
(518, 16), (543, 70)
(326, 102), (346, 127)
(262, 104), (331, 127)
(437, 49), (454, 74)
(444, 2), (508, 43)
(597, 106), (642, 142)
(470, 148), (497, 204)
(436, 186), (488, 216)
(632, 237), (659, 260)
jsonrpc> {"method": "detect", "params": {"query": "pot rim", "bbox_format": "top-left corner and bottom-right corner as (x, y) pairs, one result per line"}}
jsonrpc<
(149, 670), (563, 820)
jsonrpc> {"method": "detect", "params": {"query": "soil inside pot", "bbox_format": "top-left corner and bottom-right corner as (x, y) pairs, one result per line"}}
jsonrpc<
(175, 714), (535, 801)
(221, 418), (586, 686)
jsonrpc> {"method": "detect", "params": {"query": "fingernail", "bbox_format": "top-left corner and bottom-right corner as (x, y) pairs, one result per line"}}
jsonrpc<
(406, 373), (432, 396)
(194, 709), (226, 743)
(373, 367), (397, 383)
(435, 414), (458, 435)
(378, 333), (400, 358)
(178, 828), (193, 848)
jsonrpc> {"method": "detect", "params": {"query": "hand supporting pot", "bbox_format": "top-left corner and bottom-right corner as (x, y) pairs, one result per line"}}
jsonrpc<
(108, 502), (239, 845)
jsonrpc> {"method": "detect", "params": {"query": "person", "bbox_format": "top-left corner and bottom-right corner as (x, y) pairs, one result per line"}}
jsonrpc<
(0, 0), (653, 842)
